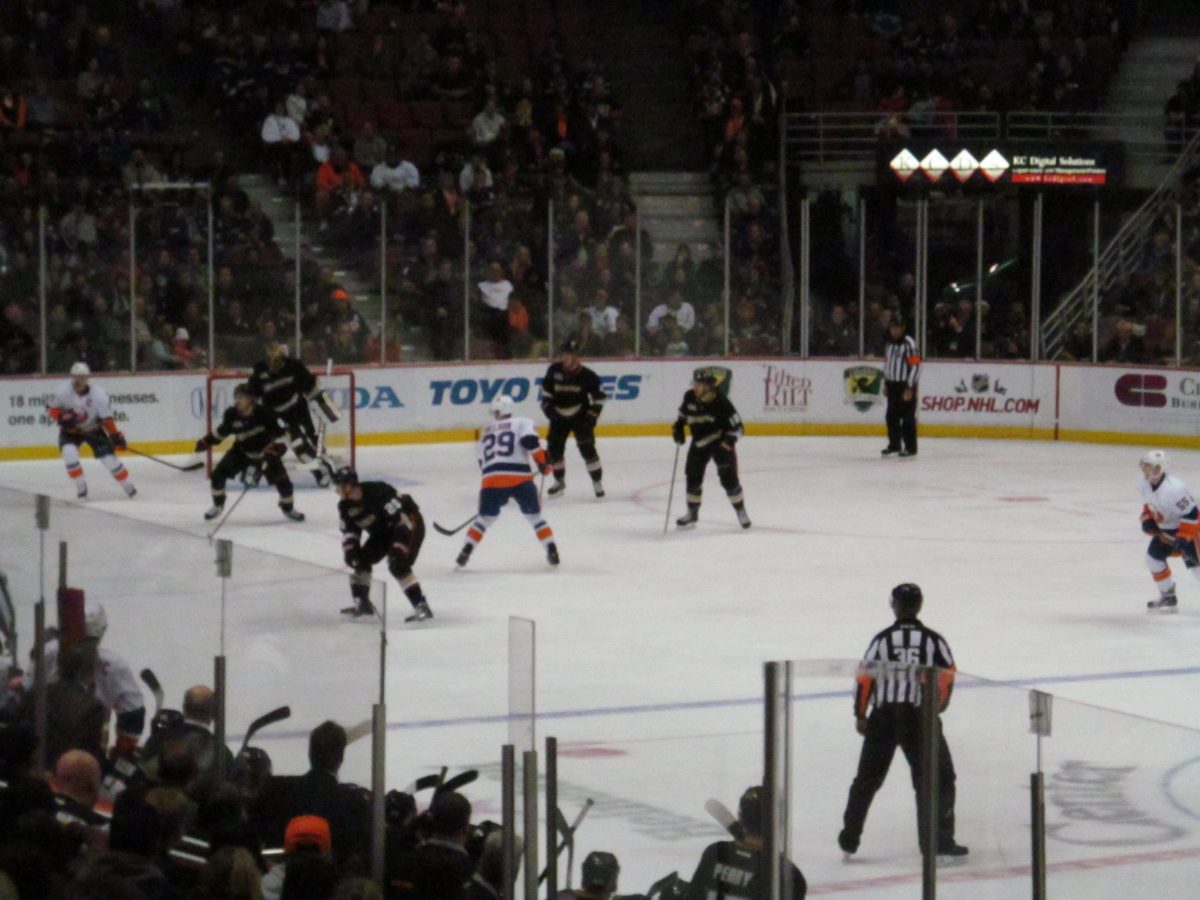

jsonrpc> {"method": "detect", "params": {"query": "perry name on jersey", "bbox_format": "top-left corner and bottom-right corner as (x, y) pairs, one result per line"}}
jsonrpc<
(51, 383), (114, 432)
(477, 416), (542, 488)
(1140, 474), (1199, 532)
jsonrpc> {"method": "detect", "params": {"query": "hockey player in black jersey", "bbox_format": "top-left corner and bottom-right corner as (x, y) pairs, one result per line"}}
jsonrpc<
(687, 787), (807, 899)
(541, 340), (607, 498)
(672, 368), (750, 529)
(195, 383), (305, 522)
(249, 344), (337, 487)
(333, 467), (432, 622)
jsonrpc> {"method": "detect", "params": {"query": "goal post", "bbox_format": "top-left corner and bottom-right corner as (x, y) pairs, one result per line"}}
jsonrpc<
(204, 369), (357, 477)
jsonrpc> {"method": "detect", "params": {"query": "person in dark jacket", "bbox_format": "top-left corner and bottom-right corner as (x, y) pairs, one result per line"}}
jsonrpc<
(391, 790), (473, 900)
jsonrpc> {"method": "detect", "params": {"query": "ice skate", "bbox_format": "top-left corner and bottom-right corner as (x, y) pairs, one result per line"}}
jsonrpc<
(405, 601), (434, 623)
(735, 505), (751, 529)
(204, 504), (224, 521)
(341, 597), (376, 618)
(899, 449), (917, 458)
(1147, 591), (1178, 613)
(936, 840), (969, 859)
(881, 446), (900, 457)
(280, 505), (305, 522)
(837, 830), (858, 859)
(312, 467), (331, 488)
(123, 484), (137, 498)
(676, 508), (698, 529)
(546, 542), (560, 565)
(592, 479), (605, 498)
(456, 544), (473, 568)
(76, 481), (88, 499)
(547, 479), (566, 497)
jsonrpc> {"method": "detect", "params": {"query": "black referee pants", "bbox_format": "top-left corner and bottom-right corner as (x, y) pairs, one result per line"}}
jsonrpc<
(841, 704), (957, 850)
(884, 381), (917, 453)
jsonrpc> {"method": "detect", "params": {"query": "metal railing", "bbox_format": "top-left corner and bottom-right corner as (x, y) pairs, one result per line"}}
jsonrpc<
(1041, 129), (1200, 359)
(785, 110), (1197, 165)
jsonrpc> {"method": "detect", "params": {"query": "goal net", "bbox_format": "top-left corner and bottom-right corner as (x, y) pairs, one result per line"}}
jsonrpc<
(205, 369), (356, 477)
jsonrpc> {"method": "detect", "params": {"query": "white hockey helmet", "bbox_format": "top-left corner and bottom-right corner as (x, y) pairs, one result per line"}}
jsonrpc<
(490, 394), (515, 419)
(1140, 449), (1168, 479)
(69, 361), (90, 377)
(84, 602), (107, 640)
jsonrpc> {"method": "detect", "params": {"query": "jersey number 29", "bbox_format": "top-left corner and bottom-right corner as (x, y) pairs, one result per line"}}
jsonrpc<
(482, 431), (516, 461)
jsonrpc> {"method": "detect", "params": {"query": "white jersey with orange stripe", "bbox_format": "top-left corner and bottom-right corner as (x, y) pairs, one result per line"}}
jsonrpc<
(50, 382), (114, 432)
(477, 415), (544, 488)
(1140, 474), (1199, 535)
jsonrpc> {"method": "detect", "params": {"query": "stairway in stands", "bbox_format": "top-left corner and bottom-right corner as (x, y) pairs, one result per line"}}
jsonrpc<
(629, 172), (720, 268)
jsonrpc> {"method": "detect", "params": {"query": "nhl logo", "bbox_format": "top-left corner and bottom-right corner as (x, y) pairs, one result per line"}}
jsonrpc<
(843, 366), (884, 413)
(971, 373), (990, 393)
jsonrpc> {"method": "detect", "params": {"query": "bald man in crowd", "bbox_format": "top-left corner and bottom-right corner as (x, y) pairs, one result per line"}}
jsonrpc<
(54, 749), (109, 850)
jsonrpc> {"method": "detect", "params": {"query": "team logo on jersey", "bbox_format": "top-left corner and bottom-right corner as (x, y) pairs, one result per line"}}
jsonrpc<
(843, 366), (884, 413)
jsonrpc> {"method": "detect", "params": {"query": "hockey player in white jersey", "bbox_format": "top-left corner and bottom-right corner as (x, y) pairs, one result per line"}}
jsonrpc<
(48, 362), (136, 499)
(1139, 450), (1200, 612)
(35, 603), (146, 757)
(456, 395), (560, 568)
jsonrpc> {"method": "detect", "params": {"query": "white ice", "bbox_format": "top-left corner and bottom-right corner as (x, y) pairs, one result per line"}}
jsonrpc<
(2, 436), (1200, 898)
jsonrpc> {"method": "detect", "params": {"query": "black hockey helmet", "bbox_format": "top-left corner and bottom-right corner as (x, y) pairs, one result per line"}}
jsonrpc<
(385, 788), (417, 828)
(891, 582), (923, 617)
(333, 466), (358, 487)
(150, 708), (185, 738)
(692, 367), (718, 386)
(738, 785), (764, 836)
(651, 874), (691, 900)
(581, 850), (620, 893)
(560, 338), (581, 355)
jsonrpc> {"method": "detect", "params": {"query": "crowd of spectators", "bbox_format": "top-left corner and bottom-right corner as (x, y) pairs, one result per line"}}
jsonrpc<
(154, 1), (650, 362)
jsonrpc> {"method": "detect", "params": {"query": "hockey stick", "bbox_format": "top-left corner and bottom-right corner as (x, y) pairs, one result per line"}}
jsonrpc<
(0, 571), (15, 666)
(663, 443), (681, 535)
(140, 668), (165, 715)
(124, 446), (204, 472)
(405, 767), (481, 794)
(237, 705), (291, 756)
(538, 798), (594, 886)
(704, 798), (746, 841)
(207, 482), (252, 541)
(433, 514), (475, 537)
(345, 717), (373, 745)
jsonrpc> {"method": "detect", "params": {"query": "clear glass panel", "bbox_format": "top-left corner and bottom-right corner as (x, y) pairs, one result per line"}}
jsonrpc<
(729, 185), (784, 357)
(1039, 192), (1108, 364)
(806, 189), (861, 358)
(1041, 697), (1200, 896)
(778, 660), (1200, 897)
(863, 192), (916, 358)
(546, 698), (761, 893)
(132, 187), (210, 373)
(222, 541), (384, 784)
(302, 178), (381, 367)
(926, 195), (981, 359)
(979, 196), (1024, 360)
(0, 488), (43, 668)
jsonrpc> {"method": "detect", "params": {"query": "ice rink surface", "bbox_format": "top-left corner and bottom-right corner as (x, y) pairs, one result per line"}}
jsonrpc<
(3, 435), (1200, 897)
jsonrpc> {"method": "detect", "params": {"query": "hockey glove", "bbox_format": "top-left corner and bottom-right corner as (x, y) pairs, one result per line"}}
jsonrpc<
(110, 431), (127, 450)
(344, 545), (361, 569)
(672, 421), (686, 445)
(1141, 517), (1160, 536)
(195, 435), (213, 452)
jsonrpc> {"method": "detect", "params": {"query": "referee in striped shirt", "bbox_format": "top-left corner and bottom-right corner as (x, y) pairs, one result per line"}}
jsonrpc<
(838, 583), (968, 858)
(882, 318), (921, 458)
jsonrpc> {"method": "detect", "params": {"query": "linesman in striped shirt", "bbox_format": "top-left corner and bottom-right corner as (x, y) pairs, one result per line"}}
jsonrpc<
(838, 583), (968, 859)
(882, 318), (921, 458)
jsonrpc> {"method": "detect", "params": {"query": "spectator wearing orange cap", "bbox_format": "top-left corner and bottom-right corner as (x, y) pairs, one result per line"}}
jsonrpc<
(261, 814), (334, 899)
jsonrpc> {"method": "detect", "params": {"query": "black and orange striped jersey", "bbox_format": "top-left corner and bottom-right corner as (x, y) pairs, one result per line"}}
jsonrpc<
(853, 618), (955, 717)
